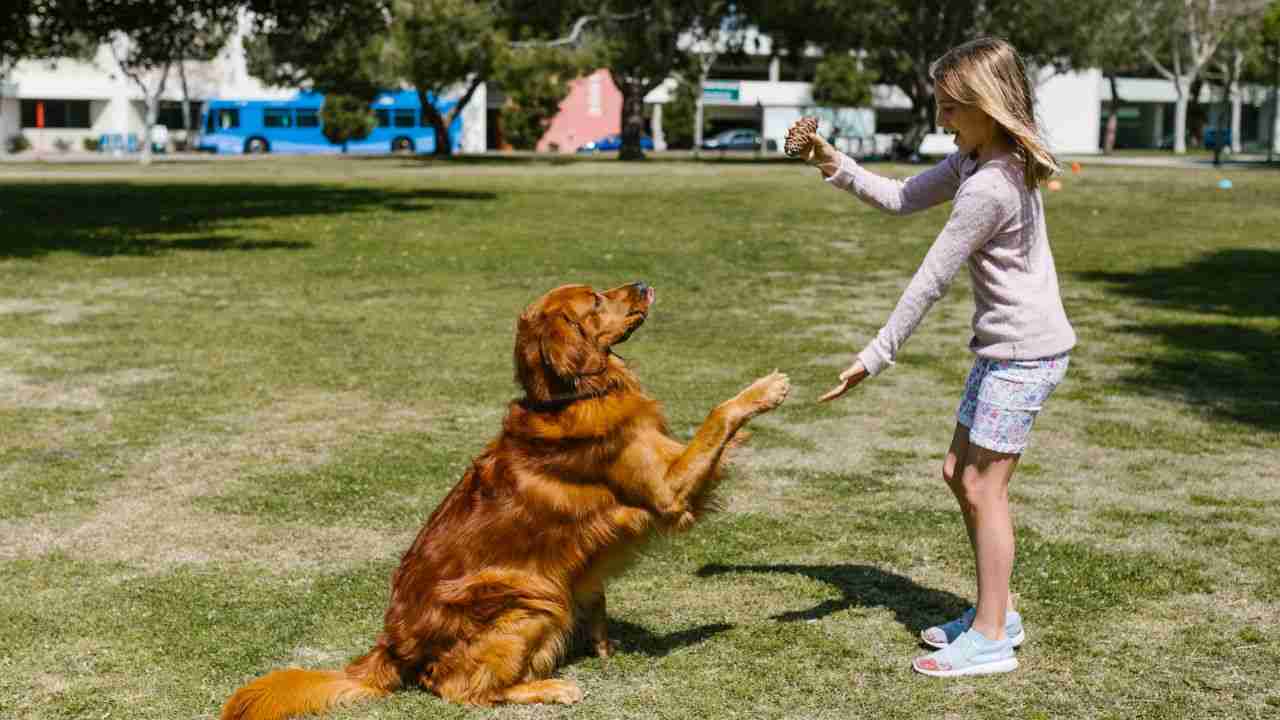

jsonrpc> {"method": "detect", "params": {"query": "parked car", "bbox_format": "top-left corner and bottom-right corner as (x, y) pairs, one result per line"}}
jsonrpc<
(701, 128), (764, 151)
(577, 133), (654, 153)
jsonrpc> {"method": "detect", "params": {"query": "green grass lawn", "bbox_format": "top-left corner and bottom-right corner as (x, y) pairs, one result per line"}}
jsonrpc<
(1, 155), (1277, 719)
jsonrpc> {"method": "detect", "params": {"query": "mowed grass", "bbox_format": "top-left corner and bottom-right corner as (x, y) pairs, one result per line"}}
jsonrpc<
(1, 155), (1277, 719)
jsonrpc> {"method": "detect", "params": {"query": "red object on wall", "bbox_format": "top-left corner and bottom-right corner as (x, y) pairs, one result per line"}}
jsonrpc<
(36, 100), (45, 128)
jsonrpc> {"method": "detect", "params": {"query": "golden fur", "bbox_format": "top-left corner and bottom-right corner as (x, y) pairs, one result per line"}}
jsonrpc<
(221, 282), (790, 718)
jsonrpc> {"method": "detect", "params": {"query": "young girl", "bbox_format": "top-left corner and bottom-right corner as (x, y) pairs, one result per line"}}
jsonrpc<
(788, 37), (1075, 677)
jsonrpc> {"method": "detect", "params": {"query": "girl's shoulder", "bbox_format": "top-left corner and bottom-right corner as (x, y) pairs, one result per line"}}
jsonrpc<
(958, 154), (1028, 199)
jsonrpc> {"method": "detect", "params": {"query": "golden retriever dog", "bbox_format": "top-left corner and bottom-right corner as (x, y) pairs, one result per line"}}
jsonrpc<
(221, 282), (790, 719)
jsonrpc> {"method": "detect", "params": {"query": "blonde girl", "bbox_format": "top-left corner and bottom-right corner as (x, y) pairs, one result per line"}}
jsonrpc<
(788, 37), (1076, 677)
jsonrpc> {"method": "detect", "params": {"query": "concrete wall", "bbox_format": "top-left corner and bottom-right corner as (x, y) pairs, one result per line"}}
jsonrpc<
(1038, 69), (1102, 155)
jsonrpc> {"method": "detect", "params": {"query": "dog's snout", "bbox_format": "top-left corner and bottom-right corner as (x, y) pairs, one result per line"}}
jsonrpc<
(630, 281), (654, 305)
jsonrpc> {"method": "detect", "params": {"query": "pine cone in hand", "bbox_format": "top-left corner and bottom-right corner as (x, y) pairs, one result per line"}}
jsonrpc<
(784, 116), (820, 159)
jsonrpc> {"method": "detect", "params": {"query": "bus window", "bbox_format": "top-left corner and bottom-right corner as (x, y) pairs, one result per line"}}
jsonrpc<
(216, 108), (240, 131)
(296, 109), (319, 128)
(264, 108), (293, 128)
(393, 109), (415, 128)
(375, 109), (391, 128)
(205, 110), (214, 133)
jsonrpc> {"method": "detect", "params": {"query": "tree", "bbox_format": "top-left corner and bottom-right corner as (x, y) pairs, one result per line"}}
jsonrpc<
(742, 0), (1113, 155)
(0, 0), (91, 157)
(589, 1), (736, 160)
(1135, 0), (1270, 154)
(660, 74), (706, 149)
(92, 0), (240, 165)
(811, 53), (876, 108)
(494, 45), (593, 150)
(320, 93), (377, 151)
(390, 0), (504, 156)
(244, 0), (395, 103)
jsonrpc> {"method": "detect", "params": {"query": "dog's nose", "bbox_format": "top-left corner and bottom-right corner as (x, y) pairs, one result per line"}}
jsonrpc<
(632, 281), (649, 295)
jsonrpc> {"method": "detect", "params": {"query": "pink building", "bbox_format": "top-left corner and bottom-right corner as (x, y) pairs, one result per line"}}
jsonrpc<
(535, 69), (622, 153)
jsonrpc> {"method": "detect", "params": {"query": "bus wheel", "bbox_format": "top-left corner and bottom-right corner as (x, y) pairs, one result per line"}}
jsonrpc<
(392, 136), (415, 154)
(244, 137), (270, 154)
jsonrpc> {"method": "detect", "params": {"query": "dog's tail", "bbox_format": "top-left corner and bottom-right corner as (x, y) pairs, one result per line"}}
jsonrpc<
(221, 644), (402, 720)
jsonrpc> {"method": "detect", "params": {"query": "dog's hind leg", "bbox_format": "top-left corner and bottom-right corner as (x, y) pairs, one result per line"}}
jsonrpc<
(432, 607), (577, 706)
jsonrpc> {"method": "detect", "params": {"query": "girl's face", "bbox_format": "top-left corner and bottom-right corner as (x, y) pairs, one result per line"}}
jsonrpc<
(935, 86), (998, 157)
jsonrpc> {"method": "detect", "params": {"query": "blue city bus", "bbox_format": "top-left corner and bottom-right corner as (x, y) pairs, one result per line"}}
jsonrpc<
(196, 90), (462, 155)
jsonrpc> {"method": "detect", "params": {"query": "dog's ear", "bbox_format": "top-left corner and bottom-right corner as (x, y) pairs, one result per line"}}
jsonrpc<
(540, 311), (607, 382)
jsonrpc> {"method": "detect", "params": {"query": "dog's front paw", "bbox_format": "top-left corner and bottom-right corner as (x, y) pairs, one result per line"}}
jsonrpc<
(739, 370), (791, 416)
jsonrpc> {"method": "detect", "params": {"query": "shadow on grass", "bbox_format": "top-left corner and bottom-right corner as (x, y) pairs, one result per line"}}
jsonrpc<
(0, 183), (497, 258)
(600, 619), (735, 659)
(1076, 248), (1280, 430)
(696, 563), (966, 634)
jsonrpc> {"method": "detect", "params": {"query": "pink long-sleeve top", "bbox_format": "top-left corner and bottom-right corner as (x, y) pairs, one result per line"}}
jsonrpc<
(823, 150), (1076, 376)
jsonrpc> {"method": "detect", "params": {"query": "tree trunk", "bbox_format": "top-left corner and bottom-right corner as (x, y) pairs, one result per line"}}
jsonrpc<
(179, 59), (192, 150)
(617, 75), (648, 161)
(1173, 79), (1189, 155)
(137, 63), (171, 166)
(142, 94), (158, 166)
(418, 90), (452, 157)
(1104, 75), (1121, 154)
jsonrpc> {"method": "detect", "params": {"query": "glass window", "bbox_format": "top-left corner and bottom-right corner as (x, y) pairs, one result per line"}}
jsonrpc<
(296, 109), (319, 128)
(19, 99), (91, 129)
(156, 101), (202, 129)
(375, 109), (391, 128)
(263, 108), (293, 128)
(393, 109), (415, 128)
(216, 108), (240, 130)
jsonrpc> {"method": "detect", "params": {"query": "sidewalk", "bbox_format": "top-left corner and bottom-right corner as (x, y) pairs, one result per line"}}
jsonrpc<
(1060, 153), (1277, 170)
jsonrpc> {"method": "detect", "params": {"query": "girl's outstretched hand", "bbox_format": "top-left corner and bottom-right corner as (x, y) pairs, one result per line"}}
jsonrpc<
(784, 117), (836, 166)
(818, 359), (869, 403)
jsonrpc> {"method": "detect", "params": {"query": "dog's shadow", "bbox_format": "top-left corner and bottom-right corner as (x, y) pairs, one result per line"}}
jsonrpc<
(695, 563), (969, 634)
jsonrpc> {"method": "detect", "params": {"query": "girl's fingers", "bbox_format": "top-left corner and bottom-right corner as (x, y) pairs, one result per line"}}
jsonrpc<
(817, 379), (851, 403)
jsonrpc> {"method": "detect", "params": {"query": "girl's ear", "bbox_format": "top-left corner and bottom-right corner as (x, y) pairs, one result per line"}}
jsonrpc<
(540, 312), (607, 382)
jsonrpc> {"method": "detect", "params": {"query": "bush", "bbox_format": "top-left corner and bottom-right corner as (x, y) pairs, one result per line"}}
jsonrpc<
(320, 94), (376, 152)
(495, 46), (592, 150)
(83, 137), (101, 152)
(53, 137), (72, 153)
(7, 134), (31, 153)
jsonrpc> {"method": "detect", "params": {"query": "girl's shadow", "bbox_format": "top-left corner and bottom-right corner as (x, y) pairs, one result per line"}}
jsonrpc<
(696, 563), (968, 634)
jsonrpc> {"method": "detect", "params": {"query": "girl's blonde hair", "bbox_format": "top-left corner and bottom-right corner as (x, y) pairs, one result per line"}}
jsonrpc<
(930, 37), (1060, 189)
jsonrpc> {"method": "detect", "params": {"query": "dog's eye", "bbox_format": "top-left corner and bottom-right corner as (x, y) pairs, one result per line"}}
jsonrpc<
(593, 294), (603, 310)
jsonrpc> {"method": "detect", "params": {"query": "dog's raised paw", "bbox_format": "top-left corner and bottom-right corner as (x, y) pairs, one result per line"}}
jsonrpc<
(740, 371), (791, 414)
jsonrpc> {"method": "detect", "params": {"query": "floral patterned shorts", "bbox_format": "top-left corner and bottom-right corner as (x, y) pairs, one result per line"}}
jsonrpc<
(956, 352), (1070, 455)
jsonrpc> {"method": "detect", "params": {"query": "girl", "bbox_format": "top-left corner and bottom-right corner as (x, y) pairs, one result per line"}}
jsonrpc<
(788, 37), (1075, 677)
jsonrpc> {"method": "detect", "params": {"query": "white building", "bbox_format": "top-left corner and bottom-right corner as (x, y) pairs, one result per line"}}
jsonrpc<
(0, 15), (487, 155)
(2, 18), (1275, 158)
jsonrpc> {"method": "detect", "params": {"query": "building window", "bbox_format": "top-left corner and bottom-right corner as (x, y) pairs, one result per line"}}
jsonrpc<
(296, 109), (320, 128)
(393, 109), (415, 128)
(263, 108), (293, 128)
(157, 101), (203, 129)
(20, 99), (91, 129)
(588, 75), (603, 117)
